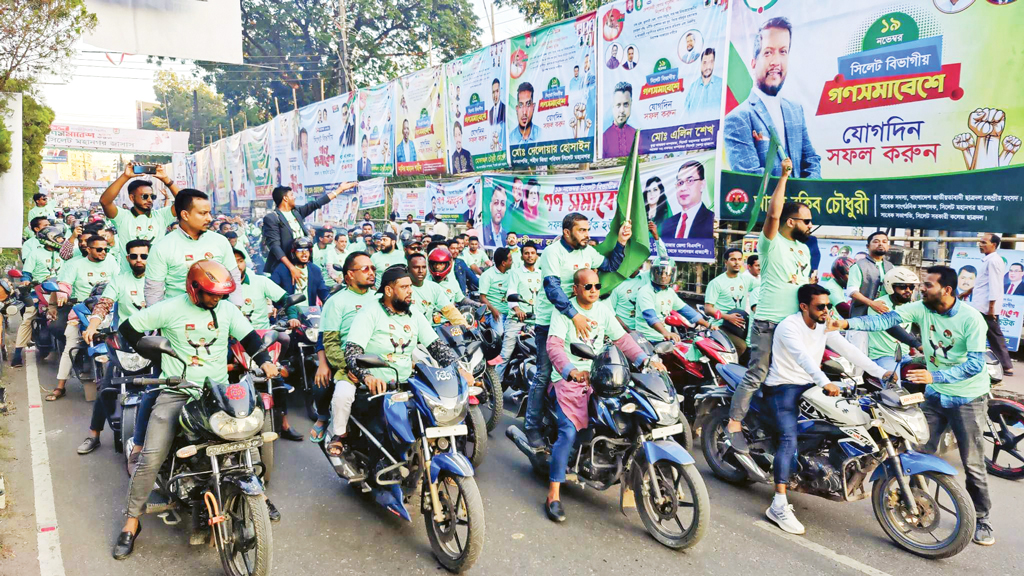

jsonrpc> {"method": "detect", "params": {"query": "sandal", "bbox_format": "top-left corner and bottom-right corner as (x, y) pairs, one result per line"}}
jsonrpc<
(45, 387), (66, 401)
(309, 420), (329, 443)
(326, 435), (345, 457)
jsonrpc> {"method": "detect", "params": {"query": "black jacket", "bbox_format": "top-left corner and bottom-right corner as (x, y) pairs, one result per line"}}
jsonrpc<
(261, 194), (333, 274)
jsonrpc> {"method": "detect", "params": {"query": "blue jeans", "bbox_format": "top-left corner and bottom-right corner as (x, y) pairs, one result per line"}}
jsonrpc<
(549, 401), (577, 483)
(524, 324), (551, 432)
(765, 383), (814, 485)
(872, 356), (898, 372)
(484, 312), (505, 337)
(498, 316), (525, 381)
(133, 384), (159, 446)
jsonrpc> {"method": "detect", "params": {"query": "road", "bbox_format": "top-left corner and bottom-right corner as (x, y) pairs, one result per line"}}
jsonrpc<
(1, 350), (1022, 576)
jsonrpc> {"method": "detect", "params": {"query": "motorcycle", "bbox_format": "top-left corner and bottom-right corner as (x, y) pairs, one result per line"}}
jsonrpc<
(506, 341), (710, 550)
(434, 320), (501, 436)
(130, 335), (278, 576)
(699, 347), (976, 559)
(319, 353), (486, 573)
(504, 294), (537, 411)
(276, 304), (321, 421)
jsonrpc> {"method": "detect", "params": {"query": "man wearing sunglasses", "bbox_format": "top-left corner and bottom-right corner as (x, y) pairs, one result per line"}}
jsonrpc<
(867, 267), (922, 372)
(100, 162), (179, 259)
(47, 235), (121, 401)
(635, 260), (714, 343)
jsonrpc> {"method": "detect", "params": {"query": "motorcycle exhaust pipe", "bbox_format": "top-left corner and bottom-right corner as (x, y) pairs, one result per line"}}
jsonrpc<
(731, 450), (772, 484)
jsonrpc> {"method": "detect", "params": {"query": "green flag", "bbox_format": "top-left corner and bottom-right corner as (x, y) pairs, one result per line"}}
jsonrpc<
(745, 127), (785, 233)
(596, 134), (650, 295)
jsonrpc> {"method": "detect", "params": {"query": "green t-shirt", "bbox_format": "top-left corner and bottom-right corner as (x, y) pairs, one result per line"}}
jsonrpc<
(534, 242), (606, 325)
(460, 249), (488, 271)
(548, 300), (625, 382)
(754, 232), (810, 323)
(321, 286), (378, 338)
(411, 281), (454, 326)
(26, 206), (55, 236)
(431, 274), (465, 304)
(322, 246), (351, 287)
(21, 237), (41, 261)
(128, 294), (254, 383)
(110, 206), (175, 248)
(146, 228), (239, 299)
(820, 277), (846, 307)
(313, 244), (330, 270)
(868, 294), (912, 360)
(239, 273), (287, 330)
(58, 256), (121, 300)
(281, 211), (304, 239)
(100, 271), (146, 321)
(634, 283), (687, 342)
(507, 265), (542, 323)
(23, 248), (63, 281)
(508, 247), (523, 268)
(345, 300), (438, 383)
(479, 266), (512, 315)
(370, 249), (407, 288)
(608, 275), (647, 331)
(896, 300), (989, 398)
(705, 272), (755, 313)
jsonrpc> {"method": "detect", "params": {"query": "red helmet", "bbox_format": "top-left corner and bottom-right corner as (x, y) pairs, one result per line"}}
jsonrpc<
(831, 256), (855, 288)
(428, 247), (453, 281)
(186, 260), (236, 306)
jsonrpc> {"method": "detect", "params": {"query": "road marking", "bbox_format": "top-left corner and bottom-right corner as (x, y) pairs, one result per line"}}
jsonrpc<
(754, 521), (893, 576)
(26, 354), (67, 576)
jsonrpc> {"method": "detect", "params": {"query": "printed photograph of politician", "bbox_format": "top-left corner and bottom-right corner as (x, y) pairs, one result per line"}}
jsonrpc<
(655, 160), (714, 240)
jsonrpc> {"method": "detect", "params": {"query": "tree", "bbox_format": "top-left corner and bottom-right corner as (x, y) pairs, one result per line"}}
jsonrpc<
(493, 0), (603, 26)
(9, 81), (55, 223)
(144, 70), (254, 150)
(196, 0), (480, 119)
(0, 0), (97, 93)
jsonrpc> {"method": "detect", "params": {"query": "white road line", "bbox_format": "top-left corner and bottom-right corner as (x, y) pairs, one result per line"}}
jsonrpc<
(26, 354), (67, 576)
(754, 521), (893, 576)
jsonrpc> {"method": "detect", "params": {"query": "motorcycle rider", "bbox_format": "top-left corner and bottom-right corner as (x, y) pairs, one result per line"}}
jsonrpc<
(428, 247), (474, 307)
(324, 228), (351, 287)
(460, 236), (491, 275)
(544, 268), (663, 522)
(112, 260), (282, 560)
(502, 241), (540, 381)
(703, 247), (756, 356)
(11, 226), (65, 367)
(524, 212), (630, 450)
(634, 261), (714, 344)
(77, 239), (152, 456)
(831, 265), (996, 546)
(223, 231), (254, 270)
(270, 237), (330, 308)
(761, 283), (889, 535)
(868, 267), (921, 371)
(446, 238), (479, 294)
(478, 247), (514, 337)
(407, 252), (469, 327)
(822, 256), (854, 313)
(47, 234), (121, 401)
(313, 226), (334, 270)
(609, 222), (668, 332)
(21, 216), (50, 261)
(370, 231), (405, 287)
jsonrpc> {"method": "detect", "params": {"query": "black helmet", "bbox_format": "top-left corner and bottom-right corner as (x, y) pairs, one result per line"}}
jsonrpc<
(479, 325), (502, 360)
(650, 261), (677, 288)
(399, 228), (413, 244)
(37, 226), (65, 251)
(292, 236), (314, 255)
(589, 345), (631, 397)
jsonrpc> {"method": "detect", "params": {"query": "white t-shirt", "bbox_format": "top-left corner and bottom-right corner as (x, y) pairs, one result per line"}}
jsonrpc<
(969, 251), (1004, 314)
(765, 313), (885, 388)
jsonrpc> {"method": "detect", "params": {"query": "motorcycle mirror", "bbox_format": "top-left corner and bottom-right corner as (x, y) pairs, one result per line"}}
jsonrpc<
(664, 312), (685, 328)
(355, 354), (389, 369)
(135, 335), (179, 360)
(893, 345), (903, 365)
(506, 294), (522, 303)
(821, 359), (847, 377)
(332, 263), (345, 272)
(653, 341), (674, 355)
(569, 342), (597, 360)
(261, 330), (279, 347)
(465, 341), (482, 356)
(283, 293), (307, 308)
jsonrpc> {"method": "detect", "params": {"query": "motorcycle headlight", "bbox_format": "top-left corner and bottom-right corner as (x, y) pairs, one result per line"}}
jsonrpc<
(305, 327), (319, 342)
(422, 392), (466, 427)
(115, 350), (152, 373)
(209, 407), (264, 441)
(650, 399), (680, 426)
(879, 405), (930, 445)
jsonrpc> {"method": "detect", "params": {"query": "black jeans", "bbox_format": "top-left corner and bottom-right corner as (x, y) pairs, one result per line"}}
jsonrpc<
(920, 392), (992, 519)
(982, 313), (1012, 371)
(89, 363), (117, 433)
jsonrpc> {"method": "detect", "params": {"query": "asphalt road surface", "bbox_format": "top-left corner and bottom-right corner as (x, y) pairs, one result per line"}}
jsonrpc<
(2, 350), (1022, 576)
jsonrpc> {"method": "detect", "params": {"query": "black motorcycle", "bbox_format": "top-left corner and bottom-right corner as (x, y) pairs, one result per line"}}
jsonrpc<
(276, 304), (320, 421)
(503, 294), (536, 413)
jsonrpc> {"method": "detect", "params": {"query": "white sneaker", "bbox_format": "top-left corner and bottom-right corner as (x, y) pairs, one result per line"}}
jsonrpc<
(766, 504), (806, 535)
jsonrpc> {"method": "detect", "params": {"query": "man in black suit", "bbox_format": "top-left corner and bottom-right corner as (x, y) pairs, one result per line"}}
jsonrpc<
(659, 160), (714, 240)
(262, 183), (355, 280)
(1005, 263), (1024, 295)
(489, 78), (505, 126)
(339, 101), (356, 147)
(356, 135), (372, 179)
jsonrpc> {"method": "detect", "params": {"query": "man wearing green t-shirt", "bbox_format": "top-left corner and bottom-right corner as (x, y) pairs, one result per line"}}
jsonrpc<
(479, 247), (514, 335)
(370, 232), (406, 288)
(100, 162), (179, 258)
(21, 216), (50, 262)
(726, 158), (812, 454)
(634, 262), (713, 343)
(145, 189), (243, 307)
(313, 226), (334, 270)
(12, 227), (65, 366)
(503, 241), (541, 380)
(505, 232), (523, 268)
(460, 236), (491, 275)
(323, 231), (351, 287)
(25, 193), (56, 238)
(835, 265), (995, 546)
(704, 247), (755, 356)
(407, 252), (468, 327)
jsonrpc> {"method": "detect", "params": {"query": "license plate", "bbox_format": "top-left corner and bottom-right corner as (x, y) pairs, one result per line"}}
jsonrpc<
(651, 423), (684, 440)
(899, 392), (925, 406)
(425, 424), (468, 439)
(206, 437), (263, 456)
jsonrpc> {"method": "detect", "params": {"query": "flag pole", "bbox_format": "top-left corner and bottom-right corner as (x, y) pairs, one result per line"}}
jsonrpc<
(624, 134), (639, 224)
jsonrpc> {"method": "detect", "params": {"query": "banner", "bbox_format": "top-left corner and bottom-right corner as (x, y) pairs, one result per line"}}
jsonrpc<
(358, 178), (386, 209)
(445, 43), (510, 172)
(950, 248), (1024, 352)
(425, 177), (481, 224)
(392, 188), (429, 219)
(45, 123), (190, 154)
(242, 125), (273, 201)
(210, 140), (230, 208)
(817, 240), (867, 280)
(269, 111), (305, 201)
(596, 0), (728, 159)
(394, 67), (447, 175)
(225, 134), (249, 212)
(722, 1), (1022, 184)
(480, 152), (716, 261)
(195, 147), (213, 197)
(357, 83), (395, 177)
(185, 153), (197, 189)
(508, 14), (598, 167)
(171, 152), (188, 190)
(298, 92), (358, 196)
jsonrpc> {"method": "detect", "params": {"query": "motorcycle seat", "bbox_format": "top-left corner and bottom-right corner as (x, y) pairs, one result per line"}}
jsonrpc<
(717, 364), (748, 391)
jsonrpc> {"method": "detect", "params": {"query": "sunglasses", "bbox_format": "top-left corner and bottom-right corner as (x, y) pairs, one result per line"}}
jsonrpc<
(139, 194), (157, 200)
(128, 253), (148, 260)
(791, 218), (813, 225)
(892, 283), (915, 290)
(579, 283), (602, 291)
(813, 303), (834, 311)
(91, 247), (110, 253)
(350, 264), (376, 274)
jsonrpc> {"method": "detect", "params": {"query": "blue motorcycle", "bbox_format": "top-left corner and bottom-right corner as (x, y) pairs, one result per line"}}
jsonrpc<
(320, 353), (485, 573)
(506, 342), (711, 550)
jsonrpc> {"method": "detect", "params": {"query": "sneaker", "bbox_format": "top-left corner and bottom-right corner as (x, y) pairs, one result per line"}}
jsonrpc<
(766, 504), (806, 535)
(727, 430), (750, 454)
(973, 520), (995, 546)
(77, 436), (101, 455)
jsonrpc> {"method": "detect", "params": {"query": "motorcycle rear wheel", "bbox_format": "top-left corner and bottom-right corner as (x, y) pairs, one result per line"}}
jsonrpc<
(216, 485), (274, 576)
(984, 396), (1024, 480)
(871, 471), (974, 559)
(633, 461), (710, 550)
(424, 472), (485, 573)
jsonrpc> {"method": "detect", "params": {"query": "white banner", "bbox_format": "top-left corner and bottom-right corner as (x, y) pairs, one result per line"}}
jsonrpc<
(269, 111), (305, 200)
(45, 123), (190, 154)
(391, 188), (429, 219)
(444, 43), (510, 172)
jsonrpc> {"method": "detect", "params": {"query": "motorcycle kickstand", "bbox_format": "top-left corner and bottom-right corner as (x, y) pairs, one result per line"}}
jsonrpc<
(158, 508), (182, 526)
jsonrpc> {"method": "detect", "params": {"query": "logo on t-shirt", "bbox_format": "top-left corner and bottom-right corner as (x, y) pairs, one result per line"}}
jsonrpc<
(185, 323), (195, 330)
(185, 254), (194, 262)
(204, 252), (214, 260)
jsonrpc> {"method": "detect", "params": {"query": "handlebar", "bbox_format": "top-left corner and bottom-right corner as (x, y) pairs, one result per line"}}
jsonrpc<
(130, 377), (184, 386)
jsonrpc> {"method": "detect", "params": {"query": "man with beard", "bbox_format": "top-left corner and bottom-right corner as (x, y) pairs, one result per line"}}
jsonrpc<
(602, 82), (636, 158)
(704, 247), (756, 357)
(510, 83), (543, 145)
(833, 266), (995, 547)
(446, 238), (479, 295)
(407, 252), (469, 327)
(685, 48), (724, 115)
(844, 231), (896, 365)
(369, 231), (405, 288)
(867, 267), (922, 371)
(270, 237), (330, 308)
(396, 119), (417, 163)
(100, 162), (179, 256)
(724, 17), (821, 179)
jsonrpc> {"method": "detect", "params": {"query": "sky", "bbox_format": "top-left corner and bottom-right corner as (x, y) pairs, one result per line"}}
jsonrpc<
(38, 2), (530, 131)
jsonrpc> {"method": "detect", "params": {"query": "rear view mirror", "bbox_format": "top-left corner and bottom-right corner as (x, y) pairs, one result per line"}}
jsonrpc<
(506, 294), (522, 303)
(570, 342), (597, 360)
(821, 359), (847, 377)
(261, 330), (279, 347)
(893, 345), (903, 365)
(284, 293), (307, 308)
(136, 335), (179, 360)
(465, 341), (482, 356)
(653, 341), (675, 355)
(355, 354), (389, 369)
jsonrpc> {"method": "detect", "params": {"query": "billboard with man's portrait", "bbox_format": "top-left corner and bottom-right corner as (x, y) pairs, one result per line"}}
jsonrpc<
(357, 83), (396, 178)
(394, 67), (447, 176)
(445, 43), (510, 172)
(951, 247), (1024, 351)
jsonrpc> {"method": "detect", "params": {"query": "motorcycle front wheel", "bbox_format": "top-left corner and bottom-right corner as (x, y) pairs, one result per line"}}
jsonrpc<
(633, 461), (710, 550)
(216, 484), (274, 576)
(871, 471), (974, 559)
(457, 406), (488, 468)
(259, 412), (275, 486)
(478, 365), (502, 433)
(699, 405), (751, 484)
(424, 472), (485, 574)
(984, 396), (1024, 480)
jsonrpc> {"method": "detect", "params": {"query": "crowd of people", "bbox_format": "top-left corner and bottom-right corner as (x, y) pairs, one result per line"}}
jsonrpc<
(14, 156), (1000, 560)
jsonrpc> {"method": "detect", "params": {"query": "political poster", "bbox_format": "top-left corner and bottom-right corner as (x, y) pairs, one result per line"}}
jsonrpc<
(596, 0), (728, 159)
(817, 240), (868, 280)
(950, 248), (1024, 351)
(358, 178), (386, 209)
(445, 43), (510, 172)
(721, 1), (1024, 230)
(209, 140), (230, 208)
(225, 134), (250, 212)
(242, 124), (273, 201)
(394, 67), (447, 175)
(480, 151), (716, 261)
(507, 14), (598, 167)
(391, 188), (429, 219)
(298, 92), (358, 196)
(269, 110), (305, 201)
(357, 83), (395, 178)
(425, 177), (480, 224)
